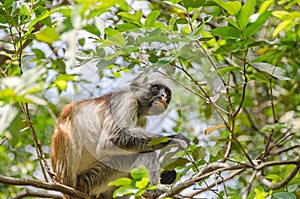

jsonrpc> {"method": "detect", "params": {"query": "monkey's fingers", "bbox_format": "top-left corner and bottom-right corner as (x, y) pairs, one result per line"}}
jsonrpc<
(167, 134), (190, 149)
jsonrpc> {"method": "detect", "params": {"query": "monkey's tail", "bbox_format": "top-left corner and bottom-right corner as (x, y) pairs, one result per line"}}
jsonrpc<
(51, 126), (80, 188)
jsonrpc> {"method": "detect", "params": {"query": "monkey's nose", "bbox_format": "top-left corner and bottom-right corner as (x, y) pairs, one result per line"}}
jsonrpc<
(161, 92), (167, 100)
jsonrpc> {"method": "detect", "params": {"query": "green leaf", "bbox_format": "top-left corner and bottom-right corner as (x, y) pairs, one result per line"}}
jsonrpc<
(245, 11), (272, 37)
(273, 192), (297, 199)
(35, 27), (60, 44)
(165, 65), (175, 75)
(148, 137), (172, 146)
(135, 178), (149, 189)
(113, 186), (137, 198)
(116, 23), (140, 32)
(156, 55), (177, 67)
(75, 51), (93, 61)
(149, 53), (158, 63)
(248, 72), (269, 83)
(32, 49), (46, 59)
(56, 74), (75, 81)
(251, 62), (291, 80)
(137, 34), (169, 43)
(237, 0), (255, 30)
(118, 11), (141, 24)
(55, 79), (67, 91)
(175, 18), (188, 24)
(287, 184), (298, 192)
(183, 0), (204, 9)
(163, 1), (187, 12)
(109, 178), (132, 187)
(272, 19), (292, 38)
(261, 123), (286, 132)
(84, 24), (101, 36)
(145, 10), (160, 27)
(212, 66), (241, 75)
(96, 58), (117, 71)
(105, 29), (126, 47)
(192, 146), (206, 160)
(258, 0), (274, 14)
(211, 26), (242, 39)
(130, 166), (148, 179)
(212, 0), (241, 16)
(163, 157), (190, 170)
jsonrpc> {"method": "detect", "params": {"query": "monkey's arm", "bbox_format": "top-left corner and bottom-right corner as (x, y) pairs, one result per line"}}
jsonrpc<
(109, 128), (189, 153)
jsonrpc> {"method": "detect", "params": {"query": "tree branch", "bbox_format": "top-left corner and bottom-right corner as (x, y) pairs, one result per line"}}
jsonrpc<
(9, 189), (63, 199)
(257, 160), (300, 190)
(158, 159), (300, 198)
(0, 175), (89, 199)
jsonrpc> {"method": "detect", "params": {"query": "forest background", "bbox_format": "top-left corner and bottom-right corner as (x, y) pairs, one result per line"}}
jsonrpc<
(0, 0), (300, 198)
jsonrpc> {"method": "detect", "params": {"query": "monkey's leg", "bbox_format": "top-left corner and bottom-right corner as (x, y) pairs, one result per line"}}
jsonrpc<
(76, 163), (123, 196)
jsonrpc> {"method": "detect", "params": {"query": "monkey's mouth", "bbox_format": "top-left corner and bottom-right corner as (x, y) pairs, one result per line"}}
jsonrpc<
(153, 100), (167, 107)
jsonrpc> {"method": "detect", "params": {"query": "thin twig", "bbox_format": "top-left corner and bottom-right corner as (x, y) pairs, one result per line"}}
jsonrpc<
(15, 25), (51, 182)
(242, 170), (257, 199)
(19, 102), (51, 182)
(269, 145), (300, 157)
(0, 136), (7, 145)
(157, 70), (207, 101)
(188, 169), (244, 197)
(195, 40), (226, 86)
(263, 78), (277, 159)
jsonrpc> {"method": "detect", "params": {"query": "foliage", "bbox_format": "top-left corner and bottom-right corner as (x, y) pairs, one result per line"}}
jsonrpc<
(109, 166), (157, 198)
(0, 0), (300, 198)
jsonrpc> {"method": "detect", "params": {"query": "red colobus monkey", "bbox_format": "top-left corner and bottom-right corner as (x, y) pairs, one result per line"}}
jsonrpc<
(51, 79), (189, 198)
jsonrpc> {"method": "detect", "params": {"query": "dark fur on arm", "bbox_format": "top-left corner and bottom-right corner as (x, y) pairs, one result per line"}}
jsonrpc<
(109, 128), (190, 153)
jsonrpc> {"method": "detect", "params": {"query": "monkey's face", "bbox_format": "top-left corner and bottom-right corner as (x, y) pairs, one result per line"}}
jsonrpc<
(131, 81), (172, 116)
(148, 84), (171, 115)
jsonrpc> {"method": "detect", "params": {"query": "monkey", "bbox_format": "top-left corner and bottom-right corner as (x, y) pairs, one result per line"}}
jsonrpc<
(50, 79), (189, 199)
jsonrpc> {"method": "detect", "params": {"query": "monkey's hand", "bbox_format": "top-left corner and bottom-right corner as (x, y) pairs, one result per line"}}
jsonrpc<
(148, 134), (190, 151)
(167, 134), (190, 150)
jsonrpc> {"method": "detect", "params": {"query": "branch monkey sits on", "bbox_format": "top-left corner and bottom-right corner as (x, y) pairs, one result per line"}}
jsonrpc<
(51, 78), (189, 198)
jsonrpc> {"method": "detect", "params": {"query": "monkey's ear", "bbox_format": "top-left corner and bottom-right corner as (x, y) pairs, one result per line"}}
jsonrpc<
(130, 82), (140, 91)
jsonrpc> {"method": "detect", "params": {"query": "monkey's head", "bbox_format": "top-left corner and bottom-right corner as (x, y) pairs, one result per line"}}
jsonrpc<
(130, 81), (172, 116)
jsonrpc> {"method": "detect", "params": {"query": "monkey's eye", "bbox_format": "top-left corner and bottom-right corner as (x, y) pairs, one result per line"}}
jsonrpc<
(151, 85), (159, 93)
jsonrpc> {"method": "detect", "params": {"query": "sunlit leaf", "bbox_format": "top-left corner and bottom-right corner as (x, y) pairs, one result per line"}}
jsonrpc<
(145, 10), (160, 27)
(205, 124), (226, 135)
(135, 178), (149, 189)
(213, 0), (241, 16)
(272, 19), (292, 37)
(113, 186), (137, 198)
(118, 11), (142, 24)
(258, 0), (274, 14)
(237, 0), (255, 30)
(130, 166), (148, 179)
(35, 27), (60, 44)
(109, 178), (132, 187)
(245, 11), (271, 37)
